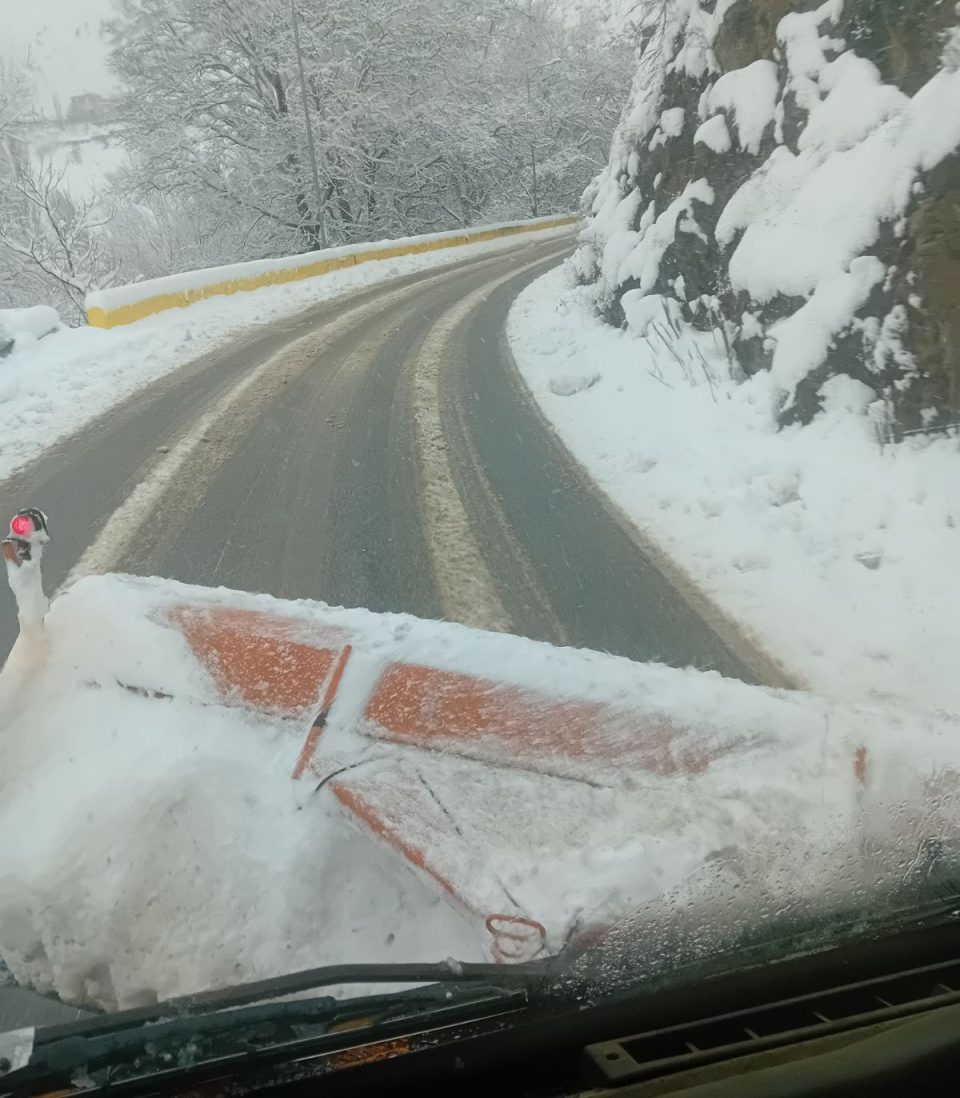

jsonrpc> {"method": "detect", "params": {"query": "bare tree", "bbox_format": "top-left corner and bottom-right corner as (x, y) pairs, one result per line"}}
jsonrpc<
(0, 159), (120, 322)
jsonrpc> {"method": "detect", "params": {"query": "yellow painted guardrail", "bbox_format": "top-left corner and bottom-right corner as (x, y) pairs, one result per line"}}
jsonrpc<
(86, 215), (575, 329)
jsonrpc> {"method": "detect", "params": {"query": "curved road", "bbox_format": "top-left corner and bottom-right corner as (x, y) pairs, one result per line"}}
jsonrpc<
(0, 231), (792, 1028)
(0, 232), (780, 683)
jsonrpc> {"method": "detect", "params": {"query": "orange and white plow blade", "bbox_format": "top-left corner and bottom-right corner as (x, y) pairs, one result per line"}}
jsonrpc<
(167, 605), (353, 718)
(358, 662), (751, 780)
(134, 592), (878, 962)
(162, 604), (353, 779)
(7, 571), (936, 966)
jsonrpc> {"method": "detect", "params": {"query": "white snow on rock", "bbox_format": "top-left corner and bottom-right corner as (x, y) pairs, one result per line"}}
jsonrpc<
(577, 0), (731, 300)
(707, 4), (960, 402)
(554, 1), (960, 715)
(716, 43), (960, 307)
(650, 106), (686, 149)
(703, 60), (778, 154)
(510, 263), (960, 716)
(694, 114), (732, 154)
(765, 255), (886, 395)
(582, 0), (960, 409)
(617, 179), (714, 293)
(620, 291), (684, 338)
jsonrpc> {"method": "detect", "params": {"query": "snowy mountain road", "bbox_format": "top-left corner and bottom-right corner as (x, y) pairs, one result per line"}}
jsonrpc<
(0, 232), (774, 684)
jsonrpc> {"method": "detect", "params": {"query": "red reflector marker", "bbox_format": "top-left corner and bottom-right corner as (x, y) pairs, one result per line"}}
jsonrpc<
(10, 515), (32, 537)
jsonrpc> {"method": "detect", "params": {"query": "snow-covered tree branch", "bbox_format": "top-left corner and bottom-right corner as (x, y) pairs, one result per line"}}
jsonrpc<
(0, 159), (120, 323)
(104, 0), (632, 264)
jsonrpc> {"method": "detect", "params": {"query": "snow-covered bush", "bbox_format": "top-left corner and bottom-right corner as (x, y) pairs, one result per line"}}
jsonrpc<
(0, 306), (61, 359)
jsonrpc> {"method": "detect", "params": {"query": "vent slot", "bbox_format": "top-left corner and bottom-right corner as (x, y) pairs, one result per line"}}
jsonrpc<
(585, 958), (960, 1085)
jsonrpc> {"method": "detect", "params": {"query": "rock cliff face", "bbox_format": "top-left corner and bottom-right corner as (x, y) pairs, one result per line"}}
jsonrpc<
(577, 0), (960, 431)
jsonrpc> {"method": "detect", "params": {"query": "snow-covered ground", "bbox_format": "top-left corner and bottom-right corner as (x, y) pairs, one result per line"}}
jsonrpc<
(0, 307), (60, 354)
(0, 227), (568, 482)
(509, 263), (960, 716)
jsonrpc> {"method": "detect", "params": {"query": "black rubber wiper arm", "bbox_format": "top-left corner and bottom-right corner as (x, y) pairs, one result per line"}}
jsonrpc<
(170, 958), (544, 1014)
(37, 959), (545, 1044)
(6, 979), (528, 1094)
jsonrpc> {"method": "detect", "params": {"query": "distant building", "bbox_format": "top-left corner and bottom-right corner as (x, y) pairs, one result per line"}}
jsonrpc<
(66, 93), (117, 126)
(3, 101), (127, 200)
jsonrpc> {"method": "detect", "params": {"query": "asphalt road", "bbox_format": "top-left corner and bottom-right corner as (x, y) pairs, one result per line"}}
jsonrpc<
(0, 231), (788, 1030)
(0, 233), (783, 682)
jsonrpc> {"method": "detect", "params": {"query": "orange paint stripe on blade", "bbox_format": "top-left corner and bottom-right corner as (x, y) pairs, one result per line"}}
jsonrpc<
(166, 606), (351, 714)
(331, 782), (463, 906)
(364, 662), (736, 778)
(292, 644), (353, 780)
(332, 774), (548, 963)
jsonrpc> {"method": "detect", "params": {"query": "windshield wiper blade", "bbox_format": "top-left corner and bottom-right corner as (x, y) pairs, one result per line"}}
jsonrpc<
(167, 958), (543, 1014)
(37, 959), (545, 1044)
(4, 978), (529, 1094)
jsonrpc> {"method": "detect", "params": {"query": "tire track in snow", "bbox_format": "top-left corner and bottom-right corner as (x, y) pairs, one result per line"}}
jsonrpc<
(408, 252), (572, 633)
(61, 263), (513, 589)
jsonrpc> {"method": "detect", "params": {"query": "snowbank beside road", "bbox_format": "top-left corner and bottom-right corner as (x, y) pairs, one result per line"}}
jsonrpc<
(0, 308), (61, 359)
(509, 265), (960, 715)
(0, 226), (569, 482)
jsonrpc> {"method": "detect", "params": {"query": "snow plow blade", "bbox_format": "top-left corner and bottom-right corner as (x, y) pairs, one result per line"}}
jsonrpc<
(3, 508), (960, 971)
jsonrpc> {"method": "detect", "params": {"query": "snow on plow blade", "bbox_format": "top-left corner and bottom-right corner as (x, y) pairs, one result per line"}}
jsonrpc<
(3, 511), (960, 971)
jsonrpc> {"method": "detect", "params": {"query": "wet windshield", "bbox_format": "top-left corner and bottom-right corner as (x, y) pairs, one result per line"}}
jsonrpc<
(1, 0), (960, 1050)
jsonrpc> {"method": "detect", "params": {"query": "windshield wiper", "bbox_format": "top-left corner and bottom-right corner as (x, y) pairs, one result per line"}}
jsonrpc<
(2, 962), (540, 1094)
(44, 958), (545, 1037)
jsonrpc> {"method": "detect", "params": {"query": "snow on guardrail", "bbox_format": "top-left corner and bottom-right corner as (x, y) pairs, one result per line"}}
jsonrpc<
(85, 215), (575, 329)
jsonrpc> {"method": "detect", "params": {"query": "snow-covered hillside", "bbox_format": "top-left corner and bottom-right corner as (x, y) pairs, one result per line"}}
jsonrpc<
(577, 0), (960, 432)
(509, 0), (960, 714)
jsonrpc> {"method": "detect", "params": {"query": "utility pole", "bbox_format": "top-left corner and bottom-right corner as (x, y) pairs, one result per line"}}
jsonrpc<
(290, 0), (328, 250)
(525, 72), (539, 218)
